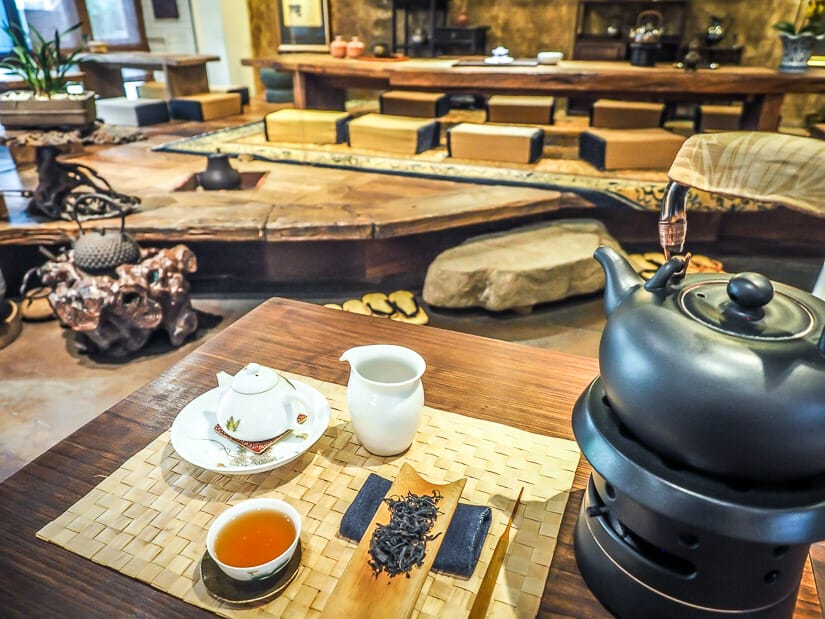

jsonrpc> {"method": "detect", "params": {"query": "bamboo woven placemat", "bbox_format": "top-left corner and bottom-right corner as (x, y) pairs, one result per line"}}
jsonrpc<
(38, 372), (580, 618)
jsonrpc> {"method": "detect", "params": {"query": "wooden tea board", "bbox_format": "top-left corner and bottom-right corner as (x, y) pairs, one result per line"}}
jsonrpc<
(321, 463), (467, 619)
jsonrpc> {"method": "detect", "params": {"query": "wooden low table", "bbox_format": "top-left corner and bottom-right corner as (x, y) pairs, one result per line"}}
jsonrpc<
(0, 298), (822, 616)
(242, 54), (825, 131)
(78, 52), (221, 98)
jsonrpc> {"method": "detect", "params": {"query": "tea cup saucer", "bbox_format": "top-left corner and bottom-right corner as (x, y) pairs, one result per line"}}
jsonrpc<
(200, 542), (302, 605)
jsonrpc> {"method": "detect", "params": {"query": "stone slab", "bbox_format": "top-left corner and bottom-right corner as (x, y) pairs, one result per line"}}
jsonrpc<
(422, 219), (624, 311)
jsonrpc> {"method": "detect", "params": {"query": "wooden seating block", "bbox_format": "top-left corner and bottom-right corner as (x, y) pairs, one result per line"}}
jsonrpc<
(210, 84), (250, 105)
(447, 123), (544, 164)
(264, 108), (351, 144)
(169, 92), (242, 121)
(579, 127), (686, 170)
(348, 114), (440, 154)
(694, 104), (743, 133)
(95, 96), (169, 126)
(379, 90), (450, 118)
(811, 124), (825, 140)
(137, 81), (167, 99)
(591, 99), (665, 129)
(486, 95), (555, 125)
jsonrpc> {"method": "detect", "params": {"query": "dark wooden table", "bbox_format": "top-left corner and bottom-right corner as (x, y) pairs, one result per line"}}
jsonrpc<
(242, 54), (825, 131)
(78, 52), (220, 98)
(0, 298), (821, 617)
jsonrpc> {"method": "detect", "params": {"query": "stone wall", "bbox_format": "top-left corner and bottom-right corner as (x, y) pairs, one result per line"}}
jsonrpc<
(245, 0), (822, 125)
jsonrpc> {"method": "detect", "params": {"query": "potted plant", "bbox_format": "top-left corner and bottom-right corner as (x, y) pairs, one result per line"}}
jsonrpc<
(773, 0), (825, 73)
(0, 22), (96, 129)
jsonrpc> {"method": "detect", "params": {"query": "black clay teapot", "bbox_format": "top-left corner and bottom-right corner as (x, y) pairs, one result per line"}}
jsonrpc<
(594, 246), (825, 482)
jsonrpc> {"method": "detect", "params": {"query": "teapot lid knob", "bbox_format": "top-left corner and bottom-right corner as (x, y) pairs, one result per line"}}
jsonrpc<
(723, 272), (774, 322)
(727, 272), (774, 308)
(232, 362), (278, 394)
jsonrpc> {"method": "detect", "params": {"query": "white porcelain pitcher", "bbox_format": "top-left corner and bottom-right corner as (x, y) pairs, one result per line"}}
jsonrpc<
(339, 344), (426, 456)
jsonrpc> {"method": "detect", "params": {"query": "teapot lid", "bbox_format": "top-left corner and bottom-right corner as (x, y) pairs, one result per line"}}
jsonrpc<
(679, 272), (817, 340)
(231, 363), (280, 394)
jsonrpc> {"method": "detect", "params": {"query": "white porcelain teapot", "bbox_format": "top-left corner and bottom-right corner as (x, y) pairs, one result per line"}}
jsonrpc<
(215, 363), (313, 442)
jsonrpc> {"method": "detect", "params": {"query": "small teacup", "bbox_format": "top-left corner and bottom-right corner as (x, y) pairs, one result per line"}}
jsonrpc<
(537, 51), (563, 65)
(206, 498), (301, 582)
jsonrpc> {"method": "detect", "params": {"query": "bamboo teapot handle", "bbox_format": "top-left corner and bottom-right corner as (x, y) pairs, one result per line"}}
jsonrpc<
(667, 131), (825, 217)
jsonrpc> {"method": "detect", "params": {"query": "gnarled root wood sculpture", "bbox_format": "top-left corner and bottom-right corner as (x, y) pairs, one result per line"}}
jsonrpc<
(40, 245), (198, 356)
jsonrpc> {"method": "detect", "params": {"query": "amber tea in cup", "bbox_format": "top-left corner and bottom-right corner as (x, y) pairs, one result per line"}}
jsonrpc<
(214, 509), (295, 567)
(206, 498), (301, 581)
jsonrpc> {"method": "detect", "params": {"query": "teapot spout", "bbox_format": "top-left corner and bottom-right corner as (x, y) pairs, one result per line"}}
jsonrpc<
(216, 370), (233, 389)
(594, 246), (643, 316)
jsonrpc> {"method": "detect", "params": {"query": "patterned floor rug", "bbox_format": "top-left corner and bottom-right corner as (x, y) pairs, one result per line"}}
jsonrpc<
(154, 120), (769, 214)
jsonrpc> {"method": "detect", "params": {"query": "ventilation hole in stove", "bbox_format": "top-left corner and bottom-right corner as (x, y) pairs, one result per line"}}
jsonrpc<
(678, 533), (699, 549)
(773, 546), (789, 558)
(603, 483), (616, 500)
(604, 517), (697, 578)
(764, 570), (780, 584)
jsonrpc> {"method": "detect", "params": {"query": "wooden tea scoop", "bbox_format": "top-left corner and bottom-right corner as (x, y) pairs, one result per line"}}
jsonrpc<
(468, 487), (524, 619)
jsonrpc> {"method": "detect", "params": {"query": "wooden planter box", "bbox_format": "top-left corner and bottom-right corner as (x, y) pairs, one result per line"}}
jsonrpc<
(0, 91), (97, 129)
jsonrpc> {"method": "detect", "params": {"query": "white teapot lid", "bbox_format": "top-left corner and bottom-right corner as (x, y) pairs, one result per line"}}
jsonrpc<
(231, 363), (280, 394)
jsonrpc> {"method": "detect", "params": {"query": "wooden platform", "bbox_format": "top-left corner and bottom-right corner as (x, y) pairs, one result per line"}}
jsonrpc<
(1, 101), (822, 291)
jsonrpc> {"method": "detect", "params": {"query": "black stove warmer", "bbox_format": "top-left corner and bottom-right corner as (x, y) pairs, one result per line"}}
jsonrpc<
(572, 378), (825, 618)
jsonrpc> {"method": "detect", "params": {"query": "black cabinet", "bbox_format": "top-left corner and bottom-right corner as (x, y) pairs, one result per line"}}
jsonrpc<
(433, 26), (489, 56)
(573, 0), (688, 62)
(391, 0), (448, 57)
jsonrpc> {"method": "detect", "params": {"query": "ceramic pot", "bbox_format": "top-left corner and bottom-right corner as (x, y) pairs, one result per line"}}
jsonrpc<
(370, 40), (391, 58)
(198, 153), (241, 190)
(215, 363), (313, 442)
(330, 34), (347, 58)
(778, 32), (820, 73)
(346, 36), (365, 59)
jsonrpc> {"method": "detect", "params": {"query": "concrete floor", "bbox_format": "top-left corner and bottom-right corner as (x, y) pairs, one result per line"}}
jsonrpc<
(0, 255), (821, 483)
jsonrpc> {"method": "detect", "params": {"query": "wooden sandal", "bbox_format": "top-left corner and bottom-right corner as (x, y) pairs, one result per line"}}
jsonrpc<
(361, 292), (395, 316)
(390, 309), (429, 325)
(342, 299), (373, 315)
(388, 290), (419, 317)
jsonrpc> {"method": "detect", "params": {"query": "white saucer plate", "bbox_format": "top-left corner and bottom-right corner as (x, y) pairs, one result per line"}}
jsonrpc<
(170, 381), (330, 475)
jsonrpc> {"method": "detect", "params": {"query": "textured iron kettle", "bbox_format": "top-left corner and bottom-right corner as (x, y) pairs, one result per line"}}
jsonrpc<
(594, 248), (825, 483)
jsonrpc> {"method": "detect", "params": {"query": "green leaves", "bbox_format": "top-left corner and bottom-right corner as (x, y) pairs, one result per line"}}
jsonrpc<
(0, 21), (84, 97)
(226, 416), (241, 432)
(773, 20), (800, 35)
